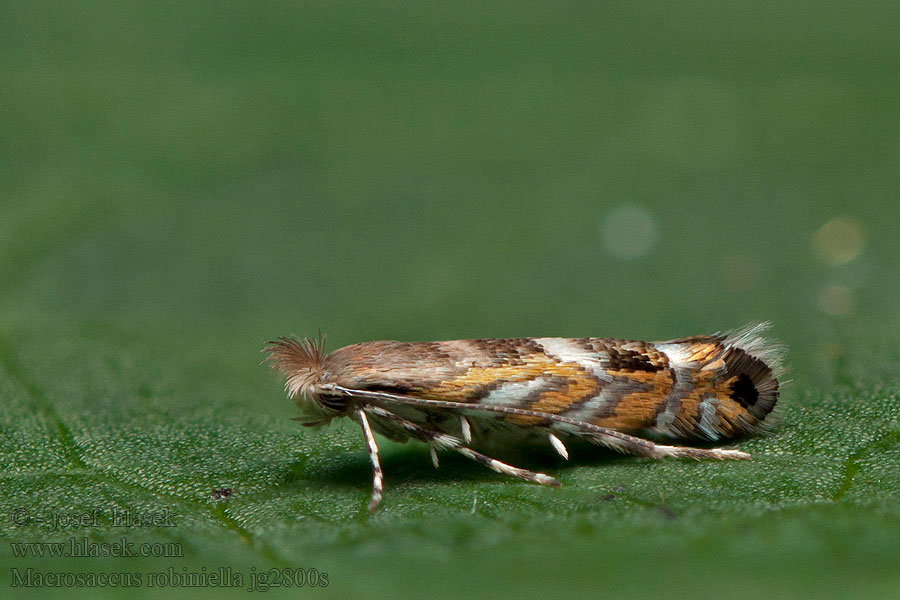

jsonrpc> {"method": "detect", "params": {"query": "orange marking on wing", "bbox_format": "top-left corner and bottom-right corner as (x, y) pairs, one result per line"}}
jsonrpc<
(678, 368), (723, 431)
(526, 363), (599, 415)
(712, 376), (756, 435)
(672, 395), (703, 434)
(420, 352), (557, 402)
(665, 368), (757, 437)
(592, 368), (674, 431)
(419, 353), (599, 426)
(684, 342), (720, 364)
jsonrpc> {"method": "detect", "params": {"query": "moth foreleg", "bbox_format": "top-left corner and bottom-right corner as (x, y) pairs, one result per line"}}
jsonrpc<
(364, 405), (560, 488)
(355, 408), (384, 512)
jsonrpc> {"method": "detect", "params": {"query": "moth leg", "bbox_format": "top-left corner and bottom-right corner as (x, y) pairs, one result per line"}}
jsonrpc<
(555, 421), (751, 461)
(364, 405), (560, 487)
(548, 433), (569, 459)
(459, 415), (472, 443)
(453, 446), (561, 487)
(650, 443), (750, 461)
(355, 408), (384, 512)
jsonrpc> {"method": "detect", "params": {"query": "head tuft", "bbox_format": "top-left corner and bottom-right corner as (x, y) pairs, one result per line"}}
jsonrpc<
(262, 334), (327, 401)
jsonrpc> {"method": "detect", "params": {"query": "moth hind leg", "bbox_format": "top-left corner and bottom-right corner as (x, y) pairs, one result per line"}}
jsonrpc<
(364, 405), (560, 487)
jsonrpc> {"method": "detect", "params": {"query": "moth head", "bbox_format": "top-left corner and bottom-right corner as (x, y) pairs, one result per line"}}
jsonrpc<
(263, 335), (346, 424)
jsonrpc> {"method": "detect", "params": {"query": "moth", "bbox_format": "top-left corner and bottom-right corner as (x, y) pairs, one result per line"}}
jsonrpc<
(263, 323), (782, 512)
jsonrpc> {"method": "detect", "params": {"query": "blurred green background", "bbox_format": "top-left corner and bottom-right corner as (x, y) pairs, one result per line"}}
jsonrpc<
(1, 2), (898, 598)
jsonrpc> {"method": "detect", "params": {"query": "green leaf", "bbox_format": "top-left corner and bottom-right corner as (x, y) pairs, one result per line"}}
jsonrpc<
(2, 3), (899, 599)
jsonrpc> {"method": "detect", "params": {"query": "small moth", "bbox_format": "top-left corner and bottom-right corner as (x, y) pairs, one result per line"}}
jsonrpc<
(263, 323), (782, 512)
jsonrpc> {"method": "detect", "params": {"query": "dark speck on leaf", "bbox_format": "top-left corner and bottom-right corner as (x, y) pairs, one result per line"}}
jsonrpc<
(211, 488), (233, 501)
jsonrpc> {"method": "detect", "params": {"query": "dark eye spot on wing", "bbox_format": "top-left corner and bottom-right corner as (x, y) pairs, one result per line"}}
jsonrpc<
(730, 373), (759, 408)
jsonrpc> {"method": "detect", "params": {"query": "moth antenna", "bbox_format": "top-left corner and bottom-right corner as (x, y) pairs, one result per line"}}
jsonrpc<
(548, 433), (569, 460)
(460, 415), (472, 443)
